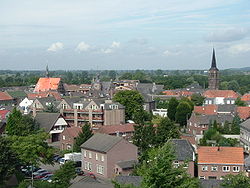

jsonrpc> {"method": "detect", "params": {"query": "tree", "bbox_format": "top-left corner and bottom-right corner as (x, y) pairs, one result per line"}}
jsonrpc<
(175, 102), (192, 126)
(114, 90), (144, 122)
(228, 80), (240, 91)
(138, 142), (199, 188)
(191, 94), (205, 106)
(73, 123), (93, 152)
(0, 136), (18, 186)
(231, 115), (241, 134)
(8, 132), (54, 166)
(167, 98), (179, 121)
(235, 97), (246, 106)
(155, 118), (180, 147)
(52, 161), (76, 187)
(6, 108), (39, 136)
(221, 173), (250, 188)
(133, 124), (156, 160)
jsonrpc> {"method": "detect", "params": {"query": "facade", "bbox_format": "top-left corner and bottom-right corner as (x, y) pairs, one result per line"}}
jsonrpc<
(81, 133), (138, 178)
(208, 48), (219, 90)
(152, 108), (168, 117)
(170, 139), (196, 177)
(198, 146), (244, 180)
(240, 118), (250, 151)
(59, 99), (125, 127)
(35, 112), (69, 142)
(60, 126), (82, 150)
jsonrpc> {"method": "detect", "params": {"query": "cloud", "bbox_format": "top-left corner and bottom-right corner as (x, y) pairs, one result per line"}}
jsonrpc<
(163, 50), (180, 56)
(47, 42), (64, 52)
(229, 43), (250, 54)
(205, 28), (249, 42)
(75, 42), (90, 52)
(111, 41), (120, 48)
(100, 41), (120, 54)
(101, 48), (113, 54)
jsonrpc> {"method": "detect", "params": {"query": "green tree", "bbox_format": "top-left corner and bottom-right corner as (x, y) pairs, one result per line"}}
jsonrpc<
(228, 80), (240, 91)
(8, 132), (54, 166)
(231, 115), (241, 134)
(0, 136), (18, 186)
(52, 161), (76, 187)
(138, 142), (200, 188)
(6, 108), (38, 136)
(73, 123), (93, 152)
(167, 98), (179, 121)
(191, 94), (205, 106)
(235, 97), (246, 106)
(221, 173), (250, 188)
(175, 102), (192, 126)
(114, 90), (144, 122)
(155, 118), (180, 146)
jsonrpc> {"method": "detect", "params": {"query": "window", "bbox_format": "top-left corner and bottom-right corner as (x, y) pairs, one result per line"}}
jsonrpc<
(174, 161), (179, 167)
(62, 104), (67, 109)
(233, 166), (240, 172)
(208, 176), (217, 180)
(96, 153), (99, 161)
(202, 166), (208, 171)
(211, 166), (218, 172)
(101, 155), (104, 162)
(223, 166), (230, 172)
(199, 176), (205, 180)
(62, 135), (66, 140)
(89, 152), (92, 159)
(97, 164), (104, 175)
(83, 150), (87, 158)
(84, 161), (88, 169)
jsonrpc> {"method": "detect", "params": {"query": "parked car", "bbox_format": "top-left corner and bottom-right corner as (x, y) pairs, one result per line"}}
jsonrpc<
(75, 168), (84, 176)
(58, 158), (66, 165)
(34, 172), (52, 179)
(41, 174), (53, 181)
(32, 169), (48, 177)
(53, 155), (62, 162)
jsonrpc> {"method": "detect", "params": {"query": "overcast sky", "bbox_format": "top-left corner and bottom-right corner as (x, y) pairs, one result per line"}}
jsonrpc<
(0, 0), (250, 70)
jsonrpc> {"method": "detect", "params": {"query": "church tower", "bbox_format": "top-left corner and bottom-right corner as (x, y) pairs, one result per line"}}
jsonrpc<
(208, 48), (219, 90)
(45, 65), (49, 78)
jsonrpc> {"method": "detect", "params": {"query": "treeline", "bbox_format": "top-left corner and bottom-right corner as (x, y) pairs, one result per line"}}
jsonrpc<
(1, 70), (250, 94)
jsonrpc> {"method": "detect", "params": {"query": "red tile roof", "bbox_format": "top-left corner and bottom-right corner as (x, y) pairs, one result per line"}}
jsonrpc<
(0, 92), (13, 101)
(194, 105), (217, 115)
(28, 91), (61, 100)
(203, 90), (239, 99)
(162, 90), (194, 97)
(0, 110), (10, 120)
(34, 78), (61, 92)
(198, 146), (244, 165)
(241, 94), (250, 102)
(97, 124), (135, 135)
(63, 127), (82, 138)
(236, 106), (250, 120)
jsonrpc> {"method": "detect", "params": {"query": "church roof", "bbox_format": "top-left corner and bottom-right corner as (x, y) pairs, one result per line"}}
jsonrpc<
(209, 48), (219, 71)
(34, 78), (61, 92)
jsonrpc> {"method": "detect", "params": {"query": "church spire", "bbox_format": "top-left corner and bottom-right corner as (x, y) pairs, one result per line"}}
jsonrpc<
(210, 48), (218, 70)
(45, 65), (49, 78)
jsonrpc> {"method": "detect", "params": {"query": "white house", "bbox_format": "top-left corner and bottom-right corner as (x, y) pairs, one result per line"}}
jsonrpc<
(19, 97), (33, 114)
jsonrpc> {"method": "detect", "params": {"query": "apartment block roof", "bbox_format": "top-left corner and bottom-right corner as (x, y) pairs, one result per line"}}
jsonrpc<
(198, 146), (244, 165)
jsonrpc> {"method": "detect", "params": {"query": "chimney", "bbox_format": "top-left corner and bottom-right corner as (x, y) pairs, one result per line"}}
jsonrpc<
(217, 146), (220, 151)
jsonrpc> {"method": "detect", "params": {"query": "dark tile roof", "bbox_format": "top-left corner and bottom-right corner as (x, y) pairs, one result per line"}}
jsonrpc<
(81, 133), (123, 153)
(115, 176), (142, 187)
(116, 160), (138, 169)
(36, 97), (57, 107)
(34, 112), (61, 132)
(63, 97), (82, 108)
(217, 104), (236, 113)
(240, 118), (250, 131)
(193, 113), (234, 125)
(7, 91), (27, 98)
(136, 83), (164, 95)
(200, 179), (223, 188)
(170, 139), (194, 161)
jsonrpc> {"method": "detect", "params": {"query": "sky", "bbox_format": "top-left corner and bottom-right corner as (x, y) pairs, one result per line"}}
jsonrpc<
(0, 0), (250, 70)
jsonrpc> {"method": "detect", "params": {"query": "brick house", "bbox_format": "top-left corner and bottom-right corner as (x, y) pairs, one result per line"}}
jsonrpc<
(60, 126), (82, 150)
(35, 112), (69, 143)
(198, 146), (244, 180)
(170, 139), (196, 177)
(81, 133), (138, 178)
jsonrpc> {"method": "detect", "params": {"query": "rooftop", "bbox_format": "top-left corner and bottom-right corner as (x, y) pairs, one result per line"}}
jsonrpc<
(203, 90), (239, 99)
